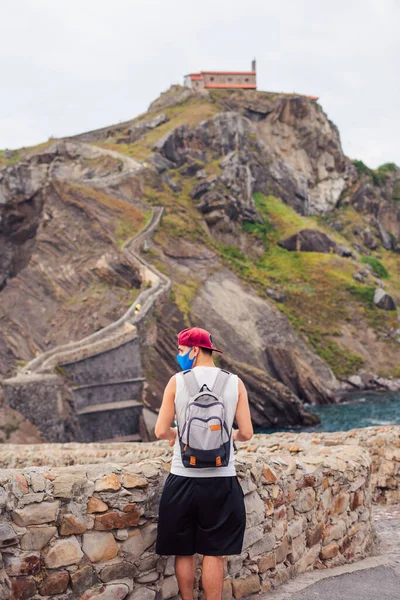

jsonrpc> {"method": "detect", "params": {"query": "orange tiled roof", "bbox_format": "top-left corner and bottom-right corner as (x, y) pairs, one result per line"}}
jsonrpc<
(188, 73), (203, 80)
(202, 71), (256, 76)
(204, 83), (257, 89)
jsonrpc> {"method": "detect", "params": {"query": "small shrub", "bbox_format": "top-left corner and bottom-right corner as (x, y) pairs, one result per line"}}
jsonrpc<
(346, 285), (375, 307)
(377, 162), (398, 174)
(360, 256), (389, 278)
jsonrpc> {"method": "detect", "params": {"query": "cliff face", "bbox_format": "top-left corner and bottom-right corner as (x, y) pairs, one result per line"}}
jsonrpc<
(0, 157), (50, 291)
(0, 85), (400, 440)
(0, 143), (146, 378)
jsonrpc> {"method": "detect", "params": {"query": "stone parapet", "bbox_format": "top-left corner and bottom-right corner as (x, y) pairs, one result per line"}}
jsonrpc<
(0, 445), (373, 599)
(0, 426), (398, 504)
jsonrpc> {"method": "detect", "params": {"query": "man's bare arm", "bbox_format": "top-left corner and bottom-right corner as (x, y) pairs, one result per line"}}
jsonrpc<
(154, 375), (177, 446)
(232, 377), (253, 442)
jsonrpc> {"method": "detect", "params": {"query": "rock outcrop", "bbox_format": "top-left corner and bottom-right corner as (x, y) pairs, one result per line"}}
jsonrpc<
(279, 229), (337, 253)
(0, 143), (146, 379)
(374, 288), (396, 311)
(349, 168), (400, 251)
(0, 157), (50, 290)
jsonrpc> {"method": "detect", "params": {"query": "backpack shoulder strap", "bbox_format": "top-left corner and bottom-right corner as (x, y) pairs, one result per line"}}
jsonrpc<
(182, 369), (200, 398)
(212, 369), (231, 398)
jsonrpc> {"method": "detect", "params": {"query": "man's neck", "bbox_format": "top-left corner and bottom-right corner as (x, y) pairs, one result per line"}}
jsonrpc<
(193, 358), (216, 368)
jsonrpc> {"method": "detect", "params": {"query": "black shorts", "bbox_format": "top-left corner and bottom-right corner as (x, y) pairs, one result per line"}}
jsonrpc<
(156, 473), (246, 556)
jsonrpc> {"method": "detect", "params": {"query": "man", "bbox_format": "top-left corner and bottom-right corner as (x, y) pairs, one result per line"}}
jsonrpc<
(155, 327), (253, 600)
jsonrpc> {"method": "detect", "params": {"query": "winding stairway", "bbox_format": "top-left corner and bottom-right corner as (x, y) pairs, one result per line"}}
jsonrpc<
(5, 143), (172, 442)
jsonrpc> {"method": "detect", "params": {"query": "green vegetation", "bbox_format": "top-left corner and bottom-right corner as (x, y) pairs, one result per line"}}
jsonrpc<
(352, 159), (397, 187)
(393, 180), (400, 202)
(360, 256), (389, 279)
(377, 162), (398, 174)
(170, 277), (201, 325)
(345, 285), (375, 308)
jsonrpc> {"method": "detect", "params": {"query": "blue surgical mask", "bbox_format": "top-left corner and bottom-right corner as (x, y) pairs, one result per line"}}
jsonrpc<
(176, 348), (196, 371)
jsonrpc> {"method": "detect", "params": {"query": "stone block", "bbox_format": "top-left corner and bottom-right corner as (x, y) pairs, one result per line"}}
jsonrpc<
(87, 496), (109, 513)
(320, 542), (339, 560)
(121, 530), (145, 559)
(135, 570), (159, 583)
(291, 533), (306, 563)
(294, 488), (315, 513)
(262, 466), (278, 483)
(128, 588), (156, 600)
(20, 525), (57, 550)
(80, 583), (129, 600)
(60, 513), (87, 535)
(231, 574), (260, 599)
(100, 561), (136, 582)
(39, 570), (70, 595)
(306, 522), (324, 547)
(333, 492), (349, 514)
(248, 532), (275, 558)
(256, 552), (276, 572)
(350, 490), (364, 511)
(323, 519), (346, 545)
(52, 473), (89, 498)
(295, 543), (321, 573)
(10, 473), (29, 494)
(94, 509), (140, 530)
(244, 491), (265, 527)
(70, 564), (99, 594)
(82, 531), (119, 563)
(29, 473), (46, 492)
(161, 575), (179, 599)
(115, 529), (129, 541)
(44, 536), (84, 568)
(242, 525), (263, 550)
(121, 473), (149, 488)
(275, 535), (291, 563)
(94, 474), (121, 491)
(10, 576), (36, 600)
(141, 523), (158, 550)
(4, 552), (41, 576)
(12, 501), (59, 526)
(222, 579), (232, 600)
(288, 517), (304, 540)
(0, 523), (18, 548)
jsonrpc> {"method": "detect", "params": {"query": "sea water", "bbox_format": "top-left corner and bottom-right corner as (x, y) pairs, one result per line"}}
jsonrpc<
(259, 391), (400, 434)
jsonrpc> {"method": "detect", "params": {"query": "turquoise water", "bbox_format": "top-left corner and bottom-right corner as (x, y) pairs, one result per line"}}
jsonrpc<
(259, 391), (400, 434)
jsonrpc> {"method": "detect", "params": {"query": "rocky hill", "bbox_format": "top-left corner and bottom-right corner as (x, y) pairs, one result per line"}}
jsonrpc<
(1, 85), (399, 440)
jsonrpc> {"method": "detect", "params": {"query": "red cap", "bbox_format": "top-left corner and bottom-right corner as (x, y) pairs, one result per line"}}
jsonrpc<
(177, 327), (223, 353)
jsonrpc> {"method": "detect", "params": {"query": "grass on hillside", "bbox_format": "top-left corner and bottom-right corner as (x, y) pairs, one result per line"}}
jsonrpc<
(94, 97), (220, 162)
(59, 180), (151, 246)
(145, 175), (399, 377)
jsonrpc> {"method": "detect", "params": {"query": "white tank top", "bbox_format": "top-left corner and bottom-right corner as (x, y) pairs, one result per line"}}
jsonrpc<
(170, 366), (239, 477)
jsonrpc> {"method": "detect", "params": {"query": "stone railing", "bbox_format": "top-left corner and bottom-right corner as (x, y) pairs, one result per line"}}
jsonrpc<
(1, 426), (397, 504)
(0, 444), (372, 599)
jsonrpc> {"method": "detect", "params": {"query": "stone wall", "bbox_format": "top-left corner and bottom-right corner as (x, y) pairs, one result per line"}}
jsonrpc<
(1, 426), (397, 504)
(0, 445), (373, 599)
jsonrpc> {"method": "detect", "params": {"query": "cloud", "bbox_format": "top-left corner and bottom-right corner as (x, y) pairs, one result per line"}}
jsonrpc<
(1, 0), (399, 168)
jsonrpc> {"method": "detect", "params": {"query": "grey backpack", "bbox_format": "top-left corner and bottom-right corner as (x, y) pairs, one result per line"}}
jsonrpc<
(178, 368), (232, 468)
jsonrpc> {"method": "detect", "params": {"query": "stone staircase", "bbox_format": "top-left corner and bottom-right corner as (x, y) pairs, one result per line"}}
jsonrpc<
(3, 171), (171, 442)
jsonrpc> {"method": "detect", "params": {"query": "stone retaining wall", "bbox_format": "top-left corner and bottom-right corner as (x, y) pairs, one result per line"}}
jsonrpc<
(0, 445), (373, 599)
(1, 426), (398, 504)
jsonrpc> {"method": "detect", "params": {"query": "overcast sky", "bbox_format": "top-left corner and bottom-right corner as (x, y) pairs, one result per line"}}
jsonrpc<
(1, 0), (399, 168)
